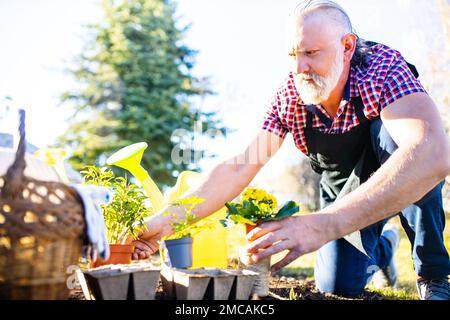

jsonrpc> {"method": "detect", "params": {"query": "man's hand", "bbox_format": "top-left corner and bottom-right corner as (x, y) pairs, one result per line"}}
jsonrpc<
(131, 213), (174, 260)
(245, 214), (335, 272)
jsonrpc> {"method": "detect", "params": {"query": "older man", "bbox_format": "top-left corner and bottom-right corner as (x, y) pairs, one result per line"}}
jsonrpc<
(133, 0), (450, 299)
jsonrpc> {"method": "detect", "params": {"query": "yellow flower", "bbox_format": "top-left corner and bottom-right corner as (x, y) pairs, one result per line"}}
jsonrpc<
(241, 187), (277, 210)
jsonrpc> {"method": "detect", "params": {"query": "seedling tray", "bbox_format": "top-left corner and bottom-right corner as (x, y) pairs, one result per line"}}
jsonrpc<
(80, 262), (160, 300)
(160, 267), (258, 300)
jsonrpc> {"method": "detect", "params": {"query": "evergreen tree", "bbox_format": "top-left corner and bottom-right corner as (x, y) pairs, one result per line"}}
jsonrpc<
(58, 0), (224, 188)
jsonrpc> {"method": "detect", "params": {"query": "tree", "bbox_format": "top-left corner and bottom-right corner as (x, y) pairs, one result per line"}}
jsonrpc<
(58, 0), (225, 188)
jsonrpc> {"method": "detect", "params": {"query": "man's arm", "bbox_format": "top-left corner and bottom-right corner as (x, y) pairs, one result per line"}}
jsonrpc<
(326, 92), (450, 236)
(172, 129), (285, 221)
(132, 130), (284, 259)
(247, 92), (450, 271)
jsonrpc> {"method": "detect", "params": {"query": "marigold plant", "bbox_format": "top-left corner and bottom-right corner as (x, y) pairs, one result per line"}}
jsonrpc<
(221, 187), (299, 227)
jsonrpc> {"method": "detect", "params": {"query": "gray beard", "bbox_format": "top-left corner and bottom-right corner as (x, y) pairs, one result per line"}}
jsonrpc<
(293, 52), (344, 105)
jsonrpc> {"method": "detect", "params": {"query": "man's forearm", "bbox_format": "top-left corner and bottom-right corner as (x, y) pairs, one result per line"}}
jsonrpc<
(321, 143), (450, 241)
(161, 160), (262, 223)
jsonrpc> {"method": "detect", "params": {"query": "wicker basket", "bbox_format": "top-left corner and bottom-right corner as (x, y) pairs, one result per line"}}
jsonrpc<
(0, 110), (85, 299)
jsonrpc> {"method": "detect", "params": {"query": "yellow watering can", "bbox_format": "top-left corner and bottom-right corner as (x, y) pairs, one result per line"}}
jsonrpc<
(106, 142), (165, 211)
(106, 142), (228, 268)
(33, 148), (70, 183)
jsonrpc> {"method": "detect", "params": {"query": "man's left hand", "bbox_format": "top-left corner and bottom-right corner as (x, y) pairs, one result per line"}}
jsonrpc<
(246, 214), (335, 272)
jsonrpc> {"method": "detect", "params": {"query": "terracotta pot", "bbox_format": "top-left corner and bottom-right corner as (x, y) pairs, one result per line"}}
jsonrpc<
(91, 244), (135, 268)
(245, 220), (262, 234)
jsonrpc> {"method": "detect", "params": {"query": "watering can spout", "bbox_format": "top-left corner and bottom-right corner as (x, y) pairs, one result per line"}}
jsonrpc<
(106, 142), (165, 211)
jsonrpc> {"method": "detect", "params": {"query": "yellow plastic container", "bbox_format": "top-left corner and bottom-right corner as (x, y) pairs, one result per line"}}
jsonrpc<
(165, 171), (228, 268)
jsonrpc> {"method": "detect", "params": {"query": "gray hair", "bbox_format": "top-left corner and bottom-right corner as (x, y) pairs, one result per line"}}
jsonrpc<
(292, 0), (371, 67)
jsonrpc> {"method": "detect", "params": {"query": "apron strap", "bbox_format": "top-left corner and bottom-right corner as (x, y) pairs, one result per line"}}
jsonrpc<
(353, 96), (367, 124)
(306, 105), (314, 129)
(306, 104), (332, 129)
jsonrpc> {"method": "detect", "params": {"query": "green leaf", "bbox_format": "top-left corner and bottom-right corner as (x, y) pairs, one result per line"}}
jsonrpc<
(272, 201), (299, 220)
(219, 219), (232, 228)
(229, 215), (256, 225)
(225, 202), (239, 216)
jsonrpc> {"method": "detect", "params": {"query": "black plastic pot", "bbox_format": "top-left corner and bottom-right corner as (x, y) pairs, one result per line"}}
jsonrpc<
(161, 237), (193, 269)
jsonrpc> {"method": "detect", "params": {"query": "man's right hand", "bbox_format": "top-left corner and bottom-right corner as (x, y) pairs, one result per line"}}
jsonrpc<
(131, 213), (174, 260)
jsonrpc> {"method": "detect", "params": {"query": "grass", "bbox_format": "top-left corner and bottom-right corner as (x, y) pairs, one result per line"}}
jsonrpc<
(271, 214), (450, 300)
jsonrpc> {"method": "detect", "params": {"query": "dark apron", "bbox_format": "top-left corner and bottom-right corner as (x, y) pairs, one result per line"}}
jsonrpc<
(305, 96), (379, 210)
(305, 53), (419, 210)
(303, 49), (419, 254)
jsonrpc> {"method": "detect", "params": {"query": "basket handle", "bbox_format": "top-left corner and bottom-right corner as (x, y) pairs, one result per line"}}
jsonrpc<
(2, 109), (27, 199)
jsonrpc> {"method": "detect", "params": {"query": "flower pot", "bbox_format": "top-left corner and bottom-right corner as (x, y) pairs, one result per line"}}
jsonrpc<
(161, 237), (193, 269)
(245, 220), (263, 234)
(245, 256), (271, 298)
(91, 244), (135, 268)
(245, 223), (256, 234)
(241, 223), (271, 298)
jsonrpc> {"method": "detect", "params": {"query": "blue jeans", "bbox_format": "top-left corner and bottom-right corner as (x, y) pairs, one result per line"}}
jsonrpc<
(314, 118), (450, 296)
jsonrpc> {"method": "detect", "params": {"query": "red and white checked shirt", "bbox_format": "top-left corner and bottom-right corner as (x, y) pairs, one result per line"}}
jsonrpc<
(261, 44), (427, 155)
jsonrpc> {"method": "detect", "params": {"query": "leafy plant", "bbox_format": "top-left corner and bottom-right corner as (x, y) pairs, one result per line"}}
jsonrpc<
(81, 165), (115, 187)
(81, 165), (152, 244)
(162, 196), (209, 240)
(221, 188), (300, 227)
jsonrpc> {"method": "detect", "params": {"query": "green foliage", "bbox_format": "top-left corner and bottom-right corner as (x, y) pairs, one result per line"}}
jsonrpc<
(82, 165), (152, 243)
(58, 0), (225, 188)
(162, 195), (208, 239)
(221, 188), (300, 227)
(271, 201), (301, 221)
(81, 165), (115, 187)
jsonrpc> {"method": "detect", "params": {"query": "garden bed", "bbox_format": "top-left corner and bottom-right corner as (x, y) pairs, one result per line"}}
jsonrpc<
(267, 276), (384, 300)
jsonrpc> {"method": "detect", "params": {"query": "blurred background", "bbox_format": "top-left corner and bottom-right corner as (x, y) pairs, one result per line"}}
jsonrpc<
(1, 0), (449, 211)
(0, 0), (448, 208)
(0, 0), (448, 298)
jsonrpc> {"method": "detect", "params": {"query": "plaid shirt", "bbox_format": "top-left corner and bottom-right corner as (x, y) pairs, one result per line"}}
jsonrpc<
(261, 44), (427, 155)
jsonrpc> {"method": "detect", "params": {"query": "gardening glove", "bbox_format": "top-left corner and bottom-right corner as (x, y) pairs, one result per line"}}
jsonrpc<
(71, 184), (111, 261)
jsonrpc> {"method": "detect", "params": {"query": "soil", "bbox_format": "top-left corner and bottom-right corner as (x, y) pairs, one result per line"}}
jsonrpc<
(266, 275), (384, 300)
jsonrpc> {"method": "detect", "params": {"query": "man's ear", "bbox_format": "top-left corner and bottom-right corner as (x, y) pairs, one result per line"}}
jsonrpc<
(342, 33), (357, 63)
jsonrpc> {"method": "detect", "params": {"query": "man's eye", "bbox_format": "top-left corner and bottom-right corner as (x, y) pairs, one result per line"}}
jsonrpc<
(305, 50), (317, 56)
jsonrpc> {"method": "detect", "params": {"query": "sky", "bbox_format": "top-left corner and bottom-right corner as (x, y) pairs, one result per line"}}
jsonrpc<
(0, 0), (444, 185)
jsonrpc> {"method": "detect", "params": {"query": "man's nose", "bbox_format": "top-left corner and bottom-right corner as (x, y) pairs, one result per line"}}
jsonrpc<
(295, 58), (310, 74)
